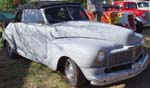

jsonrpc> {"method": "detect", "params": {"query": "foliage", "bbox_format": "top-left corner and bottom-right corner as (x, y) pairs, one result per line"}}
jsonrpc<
(0, 0), (28, 12)
(0, 0), (14, 11)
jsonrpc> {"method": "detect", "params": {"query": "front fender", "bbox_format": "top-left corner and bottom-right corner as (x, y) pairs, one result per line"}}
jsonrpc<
(47, 38), (120, 70)
(47, 42), (99, 70)
(135, 17), (146, 25)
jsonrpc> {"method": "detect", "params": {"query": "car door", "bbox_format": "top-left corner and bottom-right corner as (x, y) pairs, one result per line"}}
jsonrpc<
(21, 9), (47, 63)
(13, 10), (31, 57)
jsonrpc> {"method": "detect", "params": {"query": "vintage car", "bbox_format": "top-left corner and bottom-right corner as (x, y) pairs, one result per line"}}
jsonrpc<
(101, 4), (136, 31)
(122, 1), (150, 25)
(113, 1), (148, 27)
(2, 1), (149, 87)
(86, 4), (139, 32)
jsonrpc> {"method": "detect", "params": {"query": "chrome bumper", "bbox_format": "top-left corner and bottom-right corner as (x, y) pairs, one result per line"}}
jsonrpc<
(90, 54), (149, 86)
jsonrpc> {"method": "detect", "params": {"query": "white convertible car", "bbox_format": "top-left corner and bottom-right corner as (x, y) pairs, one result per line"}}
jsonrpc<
(2, 1), (149, 87)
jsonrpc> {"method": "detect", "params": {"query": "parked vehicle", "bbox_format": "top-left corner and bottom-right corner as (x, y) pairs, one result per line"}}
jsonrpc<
(86, 4), (138, 32)
(113, 1), (148, 32)
(127, 1), (150, 25)
(102, 4), (136, 31)
(2, 1), (149, 87)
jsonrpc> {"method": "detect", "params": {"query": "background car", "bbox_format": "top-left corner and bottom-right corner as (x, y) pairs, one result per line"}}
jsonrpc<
(86, 4), (138, 32)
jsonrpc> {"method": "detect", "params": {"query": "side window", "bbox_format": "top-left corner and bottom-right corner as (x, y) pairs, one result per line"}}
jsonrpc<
(45, 7), (71, 24)
(125, 3), (137, 9)
(22, 9), (44, 23)
(15, 10), (23, 22)
(57, 8), (67, 20)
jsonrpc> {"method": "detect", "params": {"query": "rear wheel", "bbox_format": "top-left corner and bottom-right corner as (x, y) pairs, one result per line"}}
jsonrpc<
(64, 59), (89, 87)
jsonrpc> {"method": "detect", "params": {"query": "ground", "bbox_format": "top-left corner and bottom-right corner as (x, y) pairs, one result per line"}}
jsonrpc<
(0, 28), (150, 88)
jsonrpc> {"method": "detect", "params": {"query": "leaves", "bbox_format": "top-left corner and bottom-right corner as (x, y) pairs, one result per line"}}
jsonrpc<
(0, 0), (14, 11)
(0, 0), (28, 12)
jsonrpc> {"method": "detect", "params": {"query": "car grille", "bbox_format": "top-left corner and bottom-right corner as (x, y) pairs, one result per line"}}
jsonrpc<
(128, 15), (135, 30)
(108, 46), (142, 66)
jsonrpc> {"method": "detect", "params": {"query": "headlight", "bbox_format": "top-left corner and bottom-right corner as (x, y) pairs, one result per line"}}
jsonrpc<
(97, 51), (105, 62)
(94, 50), (106, 67)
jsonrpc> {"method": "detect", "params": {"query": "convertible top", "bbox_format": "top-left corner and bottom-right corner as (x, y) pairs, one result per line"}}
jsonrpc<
(16, 1), (80, 13)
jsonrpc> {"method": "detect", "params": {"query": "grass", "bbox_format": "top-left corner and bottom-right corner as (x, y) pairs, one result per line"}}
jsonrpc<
(0, 59), (69, 88)
(0, 27), (150, 88)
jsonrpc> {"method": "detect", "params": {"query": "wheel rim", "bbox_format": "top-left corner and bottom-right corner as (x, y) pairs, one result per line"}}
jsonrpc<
(65, 60), (75, 82)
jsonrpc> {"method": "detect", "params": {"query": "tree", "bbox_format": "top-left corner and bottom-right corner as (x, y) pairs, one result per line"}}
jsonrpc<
(0, 0), (28, 12)
(0, 0), (13, 11)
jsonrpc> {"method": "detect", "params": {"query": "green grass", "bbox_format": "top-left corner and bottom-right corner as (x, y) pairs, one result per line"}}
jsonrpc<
(0, 59), (69, 88)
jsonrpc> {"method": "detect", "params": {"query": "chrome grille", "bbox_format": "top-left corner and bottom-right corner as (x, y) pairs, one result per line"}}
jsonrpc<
(109, 46), (142, 66)
(133, 46), (142, 60)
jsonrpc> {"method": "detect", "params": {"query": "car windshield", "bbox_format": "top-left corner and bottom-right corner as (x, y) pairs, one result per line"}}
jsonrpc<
(125, 3), (137, 9)
(45, 6), (89, 24)
(147, 2), (150, 7)
(138, 2), (149, 7)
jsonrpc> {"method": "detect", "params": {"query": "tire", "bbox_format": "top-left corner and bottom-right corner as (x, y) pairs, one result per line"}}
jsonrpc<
(5, 41), (17, 59)
(64, 59), (89, 87)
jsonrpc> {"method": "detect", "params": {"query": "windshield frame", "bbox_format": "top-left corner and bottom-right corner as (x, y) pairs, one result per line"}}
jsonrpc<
(44, 5), (89, 24)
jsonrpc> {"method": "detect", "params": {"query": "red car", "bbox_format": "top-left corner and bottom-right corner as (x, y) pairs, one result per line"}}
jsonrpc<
(86, 4), (140, 32)
(113, 1), (148, 32)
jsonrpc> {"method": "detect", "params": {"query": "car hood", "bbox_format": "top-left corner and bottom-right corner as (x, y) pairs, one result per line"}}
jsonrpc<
(50, 21), (142, 45)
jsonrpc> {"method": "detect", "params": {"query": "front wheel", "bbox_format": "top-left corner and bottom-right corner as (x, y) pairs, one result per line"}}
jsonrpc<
(64, 59), (88, 87)
(5, 41), (17, 59)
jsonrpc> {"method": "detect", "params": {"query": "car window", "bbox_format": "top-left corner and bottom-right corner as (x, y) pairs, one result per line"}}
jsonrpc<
(125, 3), (137, 9)
(22, 9), (44, 23)
(45, 7), (71, 24)
(45, 6), (89, 24)
(67, 6), (89, 21)
(138, 2), (149, 7)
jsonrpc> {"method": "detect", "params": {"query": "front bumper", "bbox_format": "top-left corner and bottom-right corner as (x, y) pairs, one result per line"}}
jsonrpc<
(82, 54), (149, 86)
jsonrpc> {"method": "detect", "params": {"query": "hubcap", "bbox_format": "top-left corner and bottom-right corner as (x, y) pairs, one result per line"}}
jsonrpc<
(65, 60), (75, 82)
